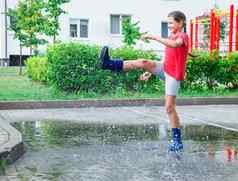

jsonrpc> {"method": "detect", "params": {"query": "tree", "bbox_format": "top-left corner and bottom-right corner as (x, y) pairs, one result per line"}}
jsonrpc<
(8, 0), (49, 74)
(8, 0), (48, 54)
(122, 19), (148, 47)
(202, 7), (227, 50)
(44, 0), (70, 42)
(8, 0), (70, 74)
(8, 8), (24, 74)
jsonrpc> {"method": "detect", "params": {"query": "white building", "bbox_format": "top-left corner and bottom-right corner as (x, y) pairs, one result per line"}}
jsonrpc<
(0, 0), (237, 66)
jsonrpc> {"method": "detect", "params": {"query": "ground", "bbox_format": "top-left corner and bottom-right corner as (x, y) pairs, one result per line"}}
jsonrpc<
(1, 105), (238, 181)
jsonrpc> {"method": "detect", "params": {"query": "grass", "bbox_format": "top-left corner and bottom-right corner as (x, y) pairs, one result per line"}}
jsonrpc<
(0, 67), (237, 101)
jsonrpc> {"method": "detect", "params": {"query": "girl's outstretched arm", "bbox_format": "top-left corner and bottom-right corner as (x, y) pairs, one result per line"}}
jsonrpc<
(141, 35), (183, 48)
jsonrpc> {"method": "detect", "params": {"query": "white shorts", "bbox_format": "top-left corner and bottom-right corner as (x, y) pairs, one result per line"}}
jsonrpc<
(152, 62), (181, 96)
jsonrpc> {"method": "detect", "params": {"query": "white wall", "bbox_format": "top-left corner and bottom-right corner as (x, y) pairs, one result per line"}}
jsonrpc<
(1, 0), (237, 59)
(0, 0), (7, 59)
(60, 0), (216, 53)
(0, 0), (30, 60)
(215, 0), (238, 9)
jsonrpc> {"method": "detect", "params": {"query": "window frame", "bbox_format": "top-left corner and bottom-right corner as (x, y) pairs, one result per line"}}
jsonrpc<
(110, 14), (132, 35)
(69, 18), (89, 39)
(70, 23), (78, 38)
(79, 19), (89, 38)
(161, 21), (169, 38)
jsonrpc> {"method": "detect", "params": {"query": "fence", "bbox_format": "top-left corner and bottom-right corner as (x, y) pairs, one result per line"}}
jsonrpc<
(190, 4), (238, 56)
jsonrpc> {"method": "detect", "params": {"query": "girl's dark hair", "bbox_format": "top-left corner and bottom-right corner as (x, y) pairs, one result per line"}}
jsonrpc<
(168, 11), (186, 27)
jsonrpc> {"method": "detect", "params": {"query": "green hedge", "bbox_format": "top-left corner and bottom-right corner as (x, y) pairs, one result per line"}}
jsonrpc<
(111, 46), (157, 60)
(185, 51), (238, 89)
(47, 43), (162, 93)
(26, 43), (238, 93)
(219, 52), (238, 88)
(25, 56), (48, 82)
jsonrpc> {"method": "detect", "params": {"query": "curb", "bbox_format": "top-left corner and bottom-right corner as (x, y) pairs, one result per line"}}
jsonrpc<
(0, 97), (238, 110)
(0, 118), (24, 166)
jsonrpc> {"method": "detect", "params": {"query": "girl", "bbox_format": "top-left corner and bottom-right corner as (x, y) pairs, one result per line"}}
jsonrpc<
(100, 11), (189, 152)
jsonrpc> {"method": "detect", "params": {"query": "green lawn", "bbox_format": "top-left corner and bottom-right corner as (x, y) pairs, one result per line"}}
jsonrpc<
(0, 67), (237, 101)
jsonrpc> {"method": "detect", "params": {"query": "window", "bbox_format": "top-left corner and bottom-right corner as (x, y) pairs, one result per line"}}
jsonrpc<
(161, 22), (168, 38)
(111, 15), (120, 34)
(80, 19), (89, 38)
(110, 15), (131, 34)
(183, 24), (187, 33)
(122, 15), (131, 22)
(70, 24), (78, 38)
(69, 18), (89, 38)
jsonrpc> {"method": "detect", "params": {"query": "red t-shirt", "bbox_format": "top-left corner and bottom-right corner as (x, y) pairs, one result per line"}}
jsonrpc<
(164, 32), (189, 81)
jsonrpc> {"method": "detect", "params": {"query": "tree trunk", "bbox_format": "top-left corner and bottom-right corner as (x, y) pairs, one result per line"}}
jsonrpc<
(30, 46), (32, 55)
(53, 35), (56, 43)
(19, 44), (22, 75)
(53, 16), (58, 43)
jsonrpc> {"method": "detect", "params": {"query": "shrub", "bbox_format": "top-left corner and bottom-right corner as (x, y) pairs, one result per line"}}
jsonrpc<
(111, 46), (156, 60)
(47, 43), (161, 93)
(218, 52), (238, 88)
(185, 50), (238, 89)
(26, 56), (48, 82)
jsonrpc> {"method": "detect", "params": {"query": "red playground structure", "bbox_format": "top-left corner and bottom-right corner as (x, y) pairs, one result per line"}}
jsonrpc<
(190, 4), (238, 55)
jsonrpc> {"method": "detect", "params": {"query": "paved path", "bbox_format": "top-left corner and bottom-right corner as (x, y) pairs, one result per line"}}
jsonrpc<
(0, 104), (238, 128)
(0, 127), (9, 147)
(1, 104), (238, 150)
(0, 105), (238, 181)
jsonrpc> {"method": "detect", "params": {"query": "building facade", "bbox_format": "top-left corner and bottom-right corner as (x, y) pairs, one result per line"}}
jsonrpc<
(0, 0), (237, 65)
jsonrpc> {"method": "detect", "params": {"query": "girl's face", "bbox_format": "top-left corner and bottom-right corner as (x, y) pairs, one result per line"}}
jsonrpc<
(167, 16), (184, 34)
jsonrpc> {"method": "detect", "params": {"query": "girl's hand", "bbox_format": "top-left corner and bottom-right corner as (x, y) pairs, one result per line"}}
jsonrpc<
(139, 72), (152, 81)
(140, 34), (155, 41)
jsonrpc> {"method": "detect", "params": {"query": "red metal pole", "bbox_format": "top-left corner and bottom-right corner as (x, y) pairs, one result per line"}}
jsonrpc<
(190, 19), (194, 51)
(214, 16), (217, 49)
(217, 16), (220, 51)
(210, 10), (215, 53)
(236, 9), (238, 51)
(195, 17), (199, 49)
(229, 4), (234, 52)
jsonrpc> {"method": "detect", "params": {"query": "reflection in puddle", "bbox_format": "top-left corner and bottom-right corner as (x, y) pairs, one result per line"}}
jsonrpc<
(8, 121), (238, 181)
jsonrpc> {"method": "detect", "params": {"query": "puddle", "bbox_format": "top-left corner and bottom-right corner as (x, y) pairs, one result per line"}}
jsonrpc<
(7, 121), (238, 181)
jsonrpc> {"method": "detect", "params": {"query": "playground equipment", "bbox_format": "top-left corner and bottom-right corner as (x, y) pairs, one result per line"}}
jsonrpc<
(190, 4), (238, 55)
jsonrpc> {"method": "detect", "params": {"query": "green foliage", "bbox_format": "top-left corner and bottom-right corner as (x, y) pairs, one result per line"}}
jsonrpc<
(28, 42), (238, 93)
(214, 7), (227, 41)
(47, 43), (161, 93)
(201, 8), (227, 50)
(219, 18), (227, 41)
(111, 46), (157, 60)
(8, 0), (48, 52)
(47, 43), (100, 92)
(26, 56), (48, 82)
(8, 0), (70, 52)
(184, 50), (238, 89)
(122, 19), (148, 47)
(218, 52), (238, 88)
(44, 0), (70, 41)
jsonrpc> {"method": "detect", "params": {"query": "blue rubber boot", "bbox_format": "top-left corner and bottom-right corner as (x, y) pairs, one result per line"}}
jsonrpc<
(168, 128), (183, 152)
(99, 46), (123, 72)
